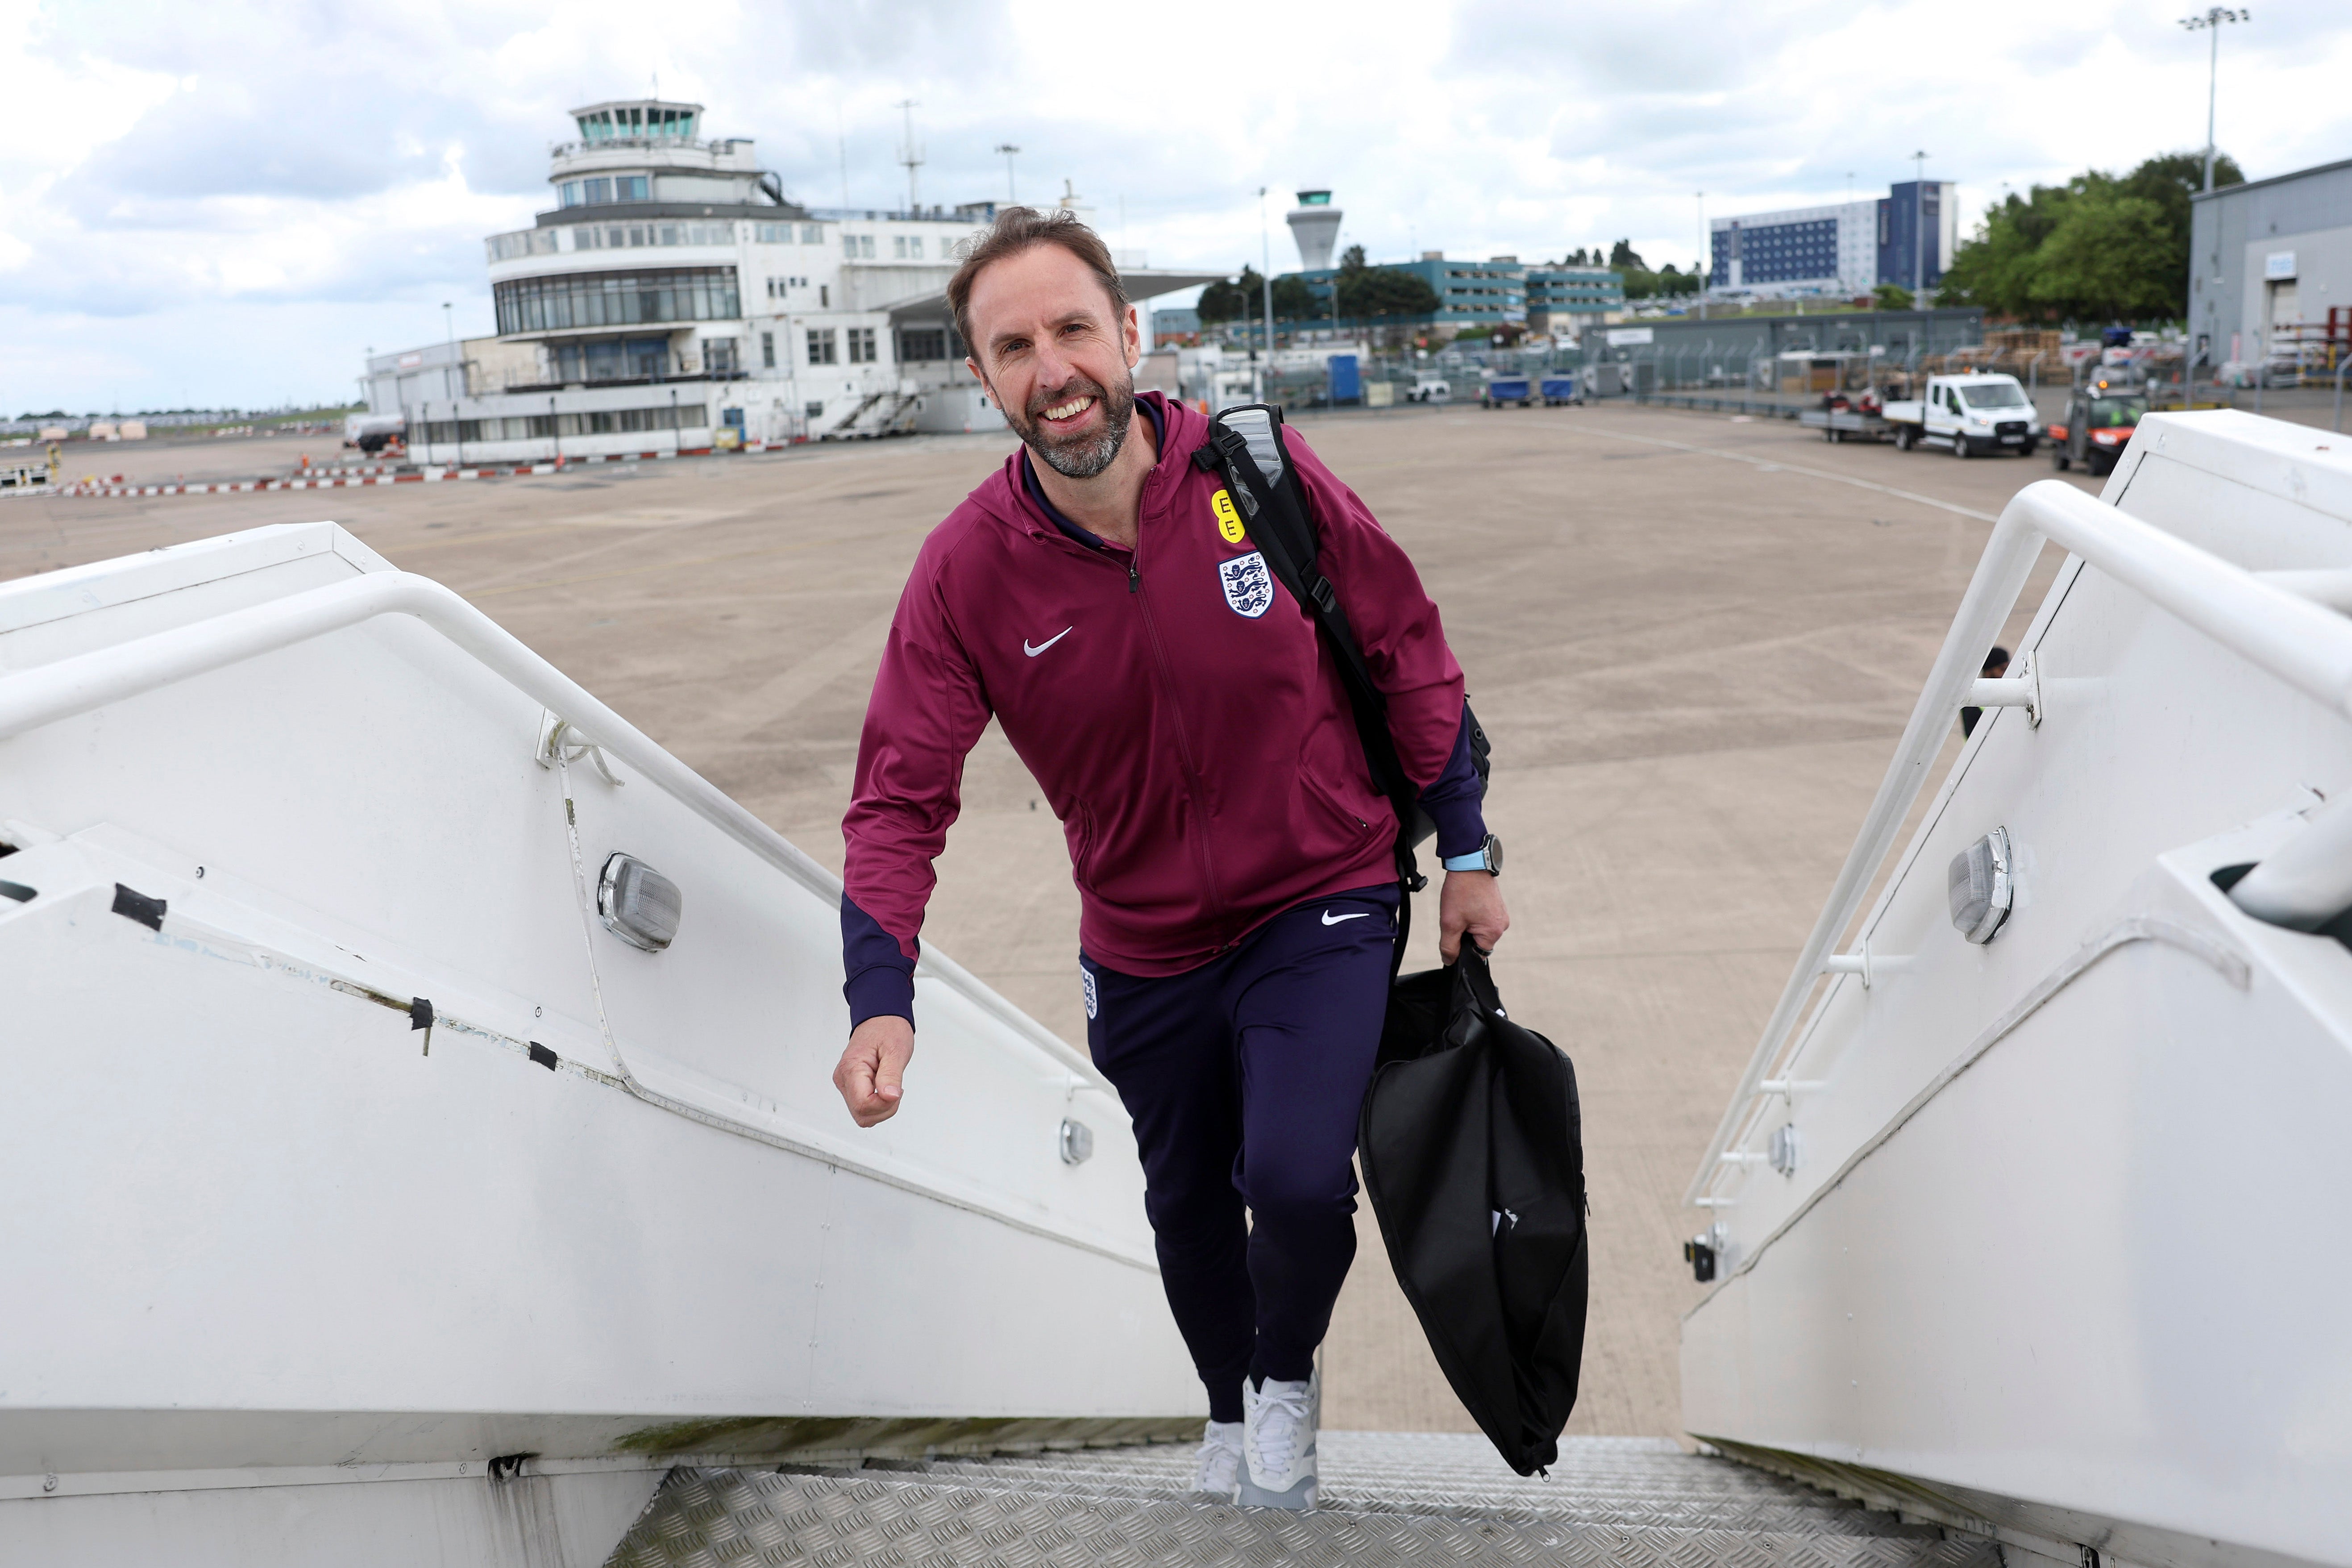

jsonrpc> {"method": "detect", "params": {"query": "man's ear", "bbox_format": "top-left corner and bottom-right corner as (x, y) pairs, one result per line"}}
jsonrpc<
(1123, 304), (1142, 370)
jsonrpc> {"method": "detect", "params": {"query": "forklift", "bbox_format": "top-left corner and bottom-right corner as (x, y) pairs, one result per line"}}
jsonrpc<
(2047, 367), (2149, 478)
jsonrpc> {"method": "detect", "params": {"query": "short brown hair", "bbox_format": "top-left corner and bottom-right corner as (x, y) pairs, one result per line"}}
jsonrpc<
(948, 207), (1130, 362)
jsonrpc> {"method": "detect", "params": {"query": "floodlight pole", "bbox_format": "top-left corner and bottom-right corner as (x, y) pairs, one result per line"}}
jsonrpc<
(994, 144), (1020, 207)
(2177, 8), (2249, 194)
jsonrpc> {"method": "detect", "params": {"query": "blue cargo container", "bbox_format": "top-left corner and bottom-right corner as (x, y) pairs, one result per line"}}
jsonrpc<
(1481, 375), (1531, 408)
(1541, 375), (1577, 406)
(1328, 354), (1361, 405)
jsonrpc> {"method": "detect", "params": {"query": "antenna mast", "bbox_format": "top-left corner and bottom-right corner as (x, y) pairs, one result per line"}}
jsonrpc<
(896, 100), (924, 214)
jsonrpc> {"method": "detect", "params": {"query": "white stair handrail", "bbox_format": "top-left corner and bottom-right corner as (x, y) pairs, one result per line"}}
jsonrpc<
(0, 567), (1111, 1095)
(1685, 469), (2352, 1206)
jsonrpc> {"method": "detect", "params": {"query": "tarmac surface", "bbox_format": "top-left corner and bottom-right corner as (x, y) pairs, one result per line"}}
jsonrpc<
(0, 400), (2091, 1440)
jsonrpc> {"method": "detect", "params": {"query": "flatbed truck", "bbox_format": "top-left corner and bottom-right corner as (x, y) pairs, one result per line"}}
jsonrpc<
(1881, 372), (2041, 458)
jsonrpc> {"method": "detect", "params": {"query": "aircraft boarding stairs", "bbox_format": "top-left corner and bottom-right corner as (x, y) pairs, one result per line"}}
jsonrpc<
(9, 407), (2351, 1567)
(818, 389), (922, 440)
(603, 1435), (2000, 1568)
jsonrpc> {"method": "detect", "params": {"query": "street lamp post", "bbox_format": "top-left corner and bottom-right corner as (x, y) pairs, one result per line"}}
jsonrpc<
(444, 301), (461, 469)
(1259, 187), (1275, 402)
(1911, 152), (1929, 304)
(1696, 191), (1708, 321)
(994, 144), (1020, 207)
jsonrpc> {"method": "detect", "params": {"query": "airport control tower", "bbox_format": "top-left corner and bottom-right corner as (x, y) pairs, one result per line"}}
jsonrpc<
(1287, 190), (1342, 270)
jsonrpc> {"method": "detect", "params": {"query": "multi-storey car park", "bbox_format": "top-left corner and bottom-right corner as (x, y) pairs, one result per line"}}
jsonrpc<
(363, 99), (1216, 461)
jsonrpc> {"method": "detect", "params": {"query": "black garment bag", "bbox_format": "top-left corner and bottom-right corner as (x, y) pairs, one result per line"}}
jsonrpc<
(1358, 948), (1589, 1476)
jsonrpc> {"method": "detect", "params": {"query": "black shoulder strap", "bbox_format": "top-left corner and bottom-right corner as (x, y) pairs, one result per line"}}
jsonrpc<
(1192, 405), (1427, 896)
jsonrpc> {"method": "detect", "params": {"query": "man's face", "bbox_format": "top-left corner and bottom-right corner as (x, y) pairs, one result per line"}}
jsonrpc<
(965, 243), (1140, 479)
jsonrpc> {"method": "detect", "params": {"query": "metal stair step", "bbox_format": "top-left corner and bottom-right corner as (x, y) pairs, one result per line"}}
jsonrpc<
(899, 1443), (1912, 1536)
(606, 1460), (1999, 1568)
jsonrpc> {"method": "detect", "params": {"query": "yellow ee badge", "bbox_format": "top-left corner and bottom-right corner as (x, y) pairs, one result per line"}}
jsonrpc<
(1210, 488), (1247, 545)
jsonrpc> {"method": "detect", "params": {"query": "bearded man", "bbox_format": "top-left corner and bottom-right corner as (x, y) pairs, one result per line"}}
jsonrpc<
(831, 208), (1504, 1509)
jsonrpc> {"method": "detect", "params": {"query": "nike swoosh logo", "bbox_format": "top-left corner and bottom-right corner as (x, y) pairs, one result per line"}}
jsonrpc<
(1024, 628), (1072, 657)
(1321, 911), (1371, 926)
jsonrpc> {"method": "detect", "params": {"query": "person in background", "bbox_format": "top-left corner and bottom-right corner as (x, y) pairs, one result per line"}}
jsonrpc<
(1961, 646), (2011, 738)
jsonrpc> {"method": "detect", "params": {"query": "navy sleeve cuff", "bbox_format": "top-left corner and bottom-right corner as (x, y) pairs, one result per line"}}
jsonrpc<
(842, 892), (917, 1030)
(1417, 706), (1488, 859)
(1425, 793), (1488, 861)
(845, 963), (917, 1030)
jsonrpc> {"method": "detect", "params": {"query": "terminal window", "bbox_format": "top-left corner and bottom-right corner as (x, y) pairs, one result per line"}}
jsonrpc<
(495, 266), (740, 334)
(808, 328), (838, 365)
(844, 234), (877, 259)
(561, 176), (649, 208)
(847, 327), (878, 363)
(761, 331), (776, 369)
(898, 328), (948, 362)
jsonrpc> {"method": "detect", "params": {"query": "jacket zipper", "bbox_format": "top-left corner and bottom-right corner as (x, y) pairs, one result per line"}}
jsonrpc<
(1125, 521), (1232, 945)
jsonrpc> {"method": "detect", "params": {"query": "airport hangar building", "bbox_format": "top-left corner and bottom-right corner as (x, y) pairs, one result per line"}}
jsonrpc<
(1709, 180), (1958, 299)
(2190, 154), (2352, 374)
(363, 99), (1217, 461)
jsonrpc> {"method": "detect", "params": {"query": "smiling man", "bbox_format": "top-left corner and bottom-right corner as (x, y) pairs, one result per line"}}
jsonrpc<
(832, 208), (1504, 1510)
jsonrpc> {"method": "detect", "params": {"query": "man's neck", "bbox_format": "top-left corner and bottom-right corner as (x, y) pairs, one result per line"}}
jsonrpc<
(1030, 405), (1158, 550)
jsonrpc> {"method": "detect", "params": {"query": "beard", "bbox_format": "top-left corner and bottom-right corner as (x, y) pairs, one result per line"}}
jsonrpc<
(1006, 370), (1135, 479)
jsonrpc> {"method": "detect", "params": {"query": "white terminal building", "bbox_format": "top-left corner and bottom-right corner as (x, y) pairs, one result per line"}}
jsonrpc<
(363, 100), (1216, 461)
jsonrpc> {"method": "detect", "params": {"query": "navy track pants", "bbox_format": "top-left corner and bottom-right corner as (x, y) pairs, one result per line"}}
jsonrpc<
(1082, 884), (1399, 1423)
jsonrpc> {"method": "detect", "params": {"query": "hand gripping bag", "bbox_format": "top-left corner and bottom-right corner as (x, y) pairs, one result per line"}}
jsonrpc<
(1358, 948), (1588, 1475)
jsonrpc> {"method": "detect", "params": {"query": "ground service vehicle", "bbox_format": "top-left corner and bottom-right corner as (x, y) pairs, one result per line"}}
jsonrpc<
(1481, 374), (1532, 408)
(1882, 374), (2042, 458)
(1407, 375), (1450, 403)
(2047, 381), (2149, 476)
(1540, 375), (1579, 405)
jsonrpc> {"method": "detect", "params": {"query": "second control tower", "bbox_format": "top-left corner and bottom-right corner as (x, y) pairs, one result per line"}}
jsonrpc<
(1286, 190), (1342, 270)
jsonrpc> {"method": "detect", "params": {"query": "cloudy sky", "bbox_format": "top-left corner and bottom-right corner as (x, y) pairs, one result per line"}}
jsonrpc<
(4, 0), (2347, 414)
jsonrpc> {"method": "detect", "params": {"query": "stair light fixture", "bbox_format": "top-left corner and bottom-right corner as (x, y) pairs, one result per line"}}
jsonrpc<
(598, 853), (683, 952)
(1948, 828), (2014, 944)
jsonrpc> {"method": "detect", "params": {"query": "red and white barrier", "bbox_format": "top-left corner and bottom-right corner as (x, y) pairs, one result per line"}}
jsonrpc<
(44, 440), (809, 500)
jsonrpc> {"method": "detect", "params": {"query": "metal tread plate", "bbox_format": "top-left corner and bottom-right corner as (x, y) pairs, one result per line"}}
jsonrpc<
(607, 1439), (1999, 1568)
(897, 1464), (1911, 1535)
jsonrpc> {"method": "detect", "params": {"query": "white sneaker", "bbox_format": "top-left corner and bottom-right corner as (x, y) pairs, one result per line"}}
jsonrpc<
(1193, 1419), (1243, 1498)
(1237, 1370), (1318, 1509)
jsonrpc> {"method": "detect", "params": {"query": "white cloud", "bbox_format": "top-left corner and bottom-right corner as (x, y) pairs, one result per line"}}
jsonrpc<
(1, 0), (2348, 412)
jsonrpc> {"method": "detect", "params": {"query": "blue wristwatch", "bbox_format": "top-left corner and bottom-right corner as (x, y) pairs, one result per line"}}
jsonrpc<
(1442, 834), (1502, 876)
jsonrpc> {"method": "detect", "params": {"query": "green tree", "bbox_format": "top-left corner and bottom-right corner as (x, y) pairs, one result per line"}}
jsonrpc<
(1608, 238), (1647, 270)
(1940, 150), (2244, 323)
(1270, 274), (1318, 320)
(2029, 192), (2177, 321)
(1338, 243), (1367, 271)
(1196, 272), (1248, 324)
(1335, 265), (1441, 319)
(1874, 282), (1915, 310)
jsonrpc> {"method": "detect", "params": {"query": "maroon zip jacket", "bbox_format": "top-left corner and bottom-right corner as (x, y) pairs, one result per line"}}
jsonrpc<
(841, 393), (1479, 1025)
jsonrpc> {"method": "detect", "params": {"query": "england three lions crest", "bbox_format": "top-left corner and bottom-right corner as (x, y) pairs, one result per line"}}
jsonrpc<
(1218, 551), (1276, 620)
